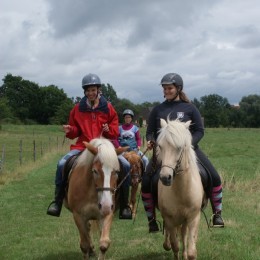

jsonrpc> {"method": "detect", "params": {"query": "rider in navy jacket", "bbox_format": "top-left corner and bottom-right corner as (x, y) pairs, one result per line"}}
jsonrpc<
(142, 73), (224, 233)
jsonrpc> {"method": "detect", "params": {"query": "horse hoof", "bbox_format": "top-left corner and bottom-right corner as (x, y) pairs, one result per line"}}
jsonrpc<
(163, 242), (171, 251)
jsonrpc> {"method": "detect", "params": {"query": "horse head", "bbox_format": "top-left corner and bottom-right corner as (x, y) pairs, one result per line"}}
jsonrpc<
(124, 151), (143, 186)
(83, 139), (120, 216)
(157, 118), (192, 186)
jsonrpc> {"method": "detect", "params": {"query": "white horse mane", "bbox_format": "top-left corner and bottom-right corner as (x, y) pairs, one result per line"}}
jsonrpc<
(76, 138), (120, 171)
(157, 118), (197, 166)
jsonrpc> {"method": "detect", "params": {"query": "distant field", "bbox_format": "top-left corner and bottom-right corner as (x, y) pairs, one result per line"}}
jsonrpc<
(0, 125), (259, 259)
(0, 124), (70, 175)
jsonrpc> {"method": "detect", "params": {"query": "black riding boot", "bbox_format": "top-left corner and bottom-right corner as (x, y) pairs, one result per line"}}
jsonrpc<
(47, 185), (65, 217)
(119, 185), (132, 219)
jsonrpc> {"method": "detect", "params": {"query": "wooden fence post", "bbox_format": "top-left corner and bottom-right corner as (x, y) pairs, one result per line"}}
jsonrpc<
(33, 140), (36, 162)
(19, 140), (22, 166)
(0, 144), (5, 173)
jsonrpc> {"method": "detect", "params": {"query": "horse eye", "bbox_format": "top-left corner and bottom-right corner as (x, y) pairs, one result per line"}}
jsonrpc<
(92, 169), (98, 176)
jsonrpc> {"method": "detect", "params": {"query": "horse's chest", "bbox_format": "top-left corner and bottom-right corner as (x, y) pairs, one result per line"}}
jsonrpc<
(82, 203), (101, 219)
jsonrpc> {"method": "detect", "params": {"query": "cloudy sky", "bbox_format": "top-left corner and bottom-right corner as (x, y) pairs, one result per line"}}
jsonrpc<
(1, 0), (259, 105)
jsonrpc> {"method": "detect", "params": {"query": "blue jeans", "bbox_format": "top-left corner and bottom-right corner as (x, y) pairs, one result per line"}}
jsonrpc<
(55, 149), (81, 186)
(137, 150), (149, 171)
(118, 154), (131, 187)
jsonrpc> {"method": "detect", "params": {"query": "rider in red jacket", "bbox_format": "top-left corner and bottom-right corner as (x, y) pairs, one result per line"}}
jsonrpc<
(47, 73), (120, 217)
(66, 95), (119, 150)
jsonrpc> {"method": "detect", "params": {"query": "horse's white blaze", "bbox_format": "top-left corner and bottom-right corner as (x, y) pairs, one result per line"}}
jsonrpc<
(100, 165), (113, 216)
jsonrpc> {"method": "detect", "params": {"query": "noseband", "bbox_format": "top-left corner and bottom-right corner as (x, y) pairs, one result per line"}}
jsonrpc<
(161, 148), (184, 177)
(96, 187), (116, 193)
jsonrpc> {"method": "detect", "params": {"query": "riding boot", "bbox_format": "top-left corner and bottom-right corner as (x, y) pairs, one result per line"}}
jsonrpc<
(210, 185), (224, 227)
(119, 186), (132, 219)
(47, 184), (65, 217)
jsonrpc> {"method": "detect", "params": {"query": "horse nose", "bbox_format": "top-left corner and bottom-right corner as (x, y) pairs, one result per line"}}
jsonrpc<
(98, 203), (102, 209)
(160, 174), (172, 186)
(111, 204), (114, 210)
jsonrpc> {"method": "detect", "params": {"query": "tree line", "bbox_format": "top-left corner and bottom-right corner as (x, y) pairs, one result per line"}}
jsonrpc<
(0, 74), (259, 127)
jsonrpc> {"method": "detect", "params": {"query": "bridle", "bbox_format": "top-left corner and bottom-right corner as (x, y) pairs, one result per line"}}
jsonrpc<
(160, 148), (184, 177)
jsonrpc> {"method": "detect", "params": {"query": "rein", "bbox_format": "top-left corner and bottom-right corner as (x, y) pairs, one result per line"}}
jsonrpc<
(95, 171), (131, 194)
(114, 171), (131, 192)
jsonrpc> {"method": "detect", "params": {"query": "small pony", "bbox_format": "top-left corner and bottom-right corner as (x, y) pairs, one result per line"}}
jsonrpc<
(123, 151), (144, 217)
(157, 118), (204, 260)
(64, 138), (123, 260)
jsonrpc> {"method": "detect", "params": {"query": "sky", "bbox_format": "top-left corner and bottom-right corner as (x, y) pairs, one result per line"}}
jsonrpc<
(0, 0), (260, 105)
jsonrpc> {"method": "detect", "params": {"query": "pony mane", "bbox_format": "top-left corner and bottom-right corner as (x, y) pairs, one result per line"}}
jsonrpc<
(157, 118), (197, 166)
(76, 138), (119, 171)
(158, 119), (191, 149)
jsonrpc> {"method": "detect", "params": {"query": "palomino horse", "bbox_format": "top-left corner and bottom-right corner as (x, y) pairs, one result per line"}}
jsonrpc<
(157, 119), (204, 260)
(64, 138), (123, 260)
(123, 151), (144, 217)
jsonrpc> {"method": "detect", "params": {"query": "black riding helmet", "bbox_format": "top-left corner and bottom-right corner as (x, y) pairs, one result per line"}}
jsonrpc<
(160, 73), (183, 91)
(82, 73), (101, 90)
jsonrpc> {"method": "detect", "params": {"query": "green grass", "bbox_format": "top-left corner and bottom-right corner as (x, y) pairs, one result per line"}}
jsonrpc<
(0, 126), (259, 259)
(0, 124), (70, 176)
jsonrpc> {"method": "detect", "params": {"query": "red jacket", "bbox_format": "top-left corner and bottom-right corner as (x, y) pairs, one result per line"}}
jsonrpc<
(66, 96), (119, 151)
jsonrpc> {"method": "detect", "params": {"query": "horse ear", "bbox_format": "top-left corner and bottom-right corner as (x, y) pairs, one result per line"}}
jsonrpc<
(184, 120), (191, 129)
(83, 141), (98, 155)
(115, 146), (129, 155)
(160, 118), (167, 128)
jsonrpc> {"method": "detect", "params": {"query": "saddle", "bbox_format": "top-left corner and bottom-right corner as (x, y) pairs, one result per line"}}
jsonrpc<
(151, 161), (212, 207)
(62, 152), (82, 190)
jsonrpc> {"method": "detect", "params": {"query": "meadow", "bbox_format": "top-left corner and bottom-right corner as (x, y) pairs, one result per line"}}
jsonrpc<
(0, 125), (259, 259)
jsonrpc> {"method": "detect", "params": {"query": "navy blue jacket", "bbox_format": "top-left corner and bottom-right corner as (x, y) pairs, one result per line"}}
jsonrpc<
(146, 100), (204, 148)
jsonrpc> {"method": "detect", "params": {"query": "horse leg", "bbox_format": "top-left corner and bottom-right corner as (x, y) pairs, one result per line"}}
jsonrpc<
(98, 212), (113, 260)
(181, 224), (188, 260)
(163, 228), (172, 251)
(72, 213), (95, 259)
(130, 185), (138, 218)
(168, 226), (180, 260)
(187, 214), (200, 260)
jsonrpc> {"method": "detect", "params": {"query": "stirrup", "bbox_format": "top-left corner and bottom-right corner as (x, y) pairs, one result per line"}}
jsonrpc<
(210, 213), (224, 228)
(119, 206), (132, 219)
(149, 219), (161, 233)
(46, 200), (62, 217)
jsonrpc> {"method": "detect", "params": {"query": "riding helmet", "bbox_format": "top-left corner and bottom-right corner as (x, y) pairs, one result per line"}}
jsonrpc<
(82, 73), (101, 89)
(123, 109), (134, 117)
(160, 73), (183, 90)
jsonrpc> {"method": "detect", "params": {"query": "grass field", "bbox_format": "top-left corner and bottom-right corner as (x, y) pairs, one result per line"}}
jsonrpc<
(0, 125), (259, 259)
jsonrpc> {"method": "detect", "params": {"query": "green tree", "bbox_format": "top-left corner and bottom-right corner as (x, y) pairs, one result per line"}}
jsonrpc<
(239, 94), (260, 127)
(199, 94), (231, 127)
(37, 85), (70, 124)
(50, 98), (74, 125)
(101, 83), (118, 105)
(0, 97), (13, 121)
(0, 74), (41, 121)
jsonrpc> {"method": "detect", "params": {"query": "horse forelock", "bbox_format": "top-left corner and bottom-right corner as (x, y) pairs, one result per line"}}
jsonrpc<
(76, 138), (119, 171)
(91, 138), (120, 171)
(158, 120), (191, 149)
(76, 148), (94, 169)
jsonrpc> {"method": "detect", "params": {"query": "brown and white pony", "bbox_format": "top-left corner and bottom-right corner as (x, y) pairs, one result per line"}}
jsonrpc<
(157, 119), (204, 260)
(123, 151), (144, 217)
(64, 138), (122, 260)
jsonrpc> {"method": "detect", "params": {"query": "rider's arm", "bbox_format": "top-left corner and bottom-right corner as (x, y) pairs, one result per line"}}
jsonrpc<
(190, 104), (204, 147)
